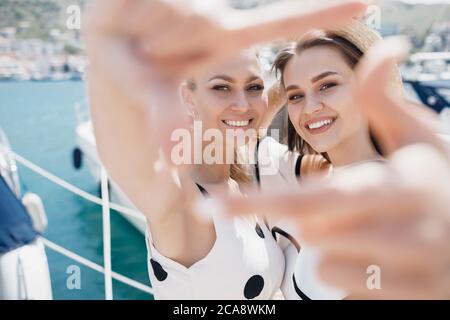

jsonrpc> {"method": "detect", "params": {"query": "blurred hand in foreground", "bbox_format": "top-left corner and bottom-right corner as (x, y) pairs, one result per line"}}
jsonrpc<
(83, 0), (368, 158)
(82, 0), (369, 242)
(215, 39), (450, 299)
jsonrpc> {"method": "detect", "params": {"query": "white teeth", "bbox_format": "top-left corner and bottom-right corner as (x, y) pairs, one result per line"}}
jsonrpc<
(224, 120), (250, 127)
(307, 119), (334, 130)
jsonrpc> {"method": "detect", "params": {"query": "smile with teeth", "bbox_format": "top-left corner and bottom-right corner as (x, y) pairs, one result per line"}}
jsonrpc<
(306, 118), (336, 130)
(223, 119), (252, 127)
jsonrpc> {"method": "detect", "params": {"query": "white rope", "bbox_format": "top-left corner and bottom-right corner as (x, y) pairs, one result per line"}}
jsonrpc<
(10, 151), (146, 222)
(101, 167), (113, 300)
(42, 238), (153, 295)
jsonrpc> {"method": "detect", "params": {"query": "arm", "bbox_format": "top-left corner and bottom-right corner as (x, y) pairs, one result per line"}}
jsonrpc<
(84, 0), (200, 265)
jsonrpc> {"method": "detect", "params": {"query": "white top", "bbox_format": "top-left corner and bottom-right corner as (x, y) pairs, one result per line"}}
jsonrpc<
(145, 180), (285, 300)
(145, 137), (343, 300)
(257, 137), (345, 300)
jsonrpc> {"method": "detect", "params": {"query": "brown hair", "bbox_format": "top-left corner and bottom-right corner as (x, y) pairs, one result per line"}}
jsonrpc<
(272, 30), (381, 158)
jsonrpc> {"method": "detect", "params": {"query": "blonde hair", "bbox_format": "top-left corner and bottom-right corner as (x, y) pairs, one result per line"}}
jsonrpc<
(184, 80), (254, 187)
(184, 47), (269, 187)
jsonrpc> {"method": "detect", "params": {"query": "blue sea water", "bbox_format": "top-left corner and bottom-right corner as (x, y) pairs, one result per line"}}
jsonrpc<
(0, 81), (153, 300)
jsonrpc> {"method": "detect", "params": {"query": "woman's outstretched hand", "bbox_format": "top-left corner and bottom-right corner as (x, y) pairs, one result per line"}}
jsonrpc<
(84, 0), (368, 158)
(213, 39), (450, 299)
(86, 0), (368, 77)
(82, 0), (368, 244)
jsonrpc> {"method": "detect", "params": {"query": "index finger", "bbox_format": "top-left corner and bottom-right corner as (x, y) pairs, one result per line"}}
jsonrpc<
(211, 161), (422, 220)
(226, 1), (368, 48)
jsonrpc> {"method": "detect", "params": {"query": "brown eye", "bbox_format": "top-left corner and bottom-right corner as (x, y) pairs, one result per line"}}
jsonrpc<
(288, 94), (304, 102)
(212, 85), (231, 92)
(320, 82), (337, 91)
(246, 84), (264, 92)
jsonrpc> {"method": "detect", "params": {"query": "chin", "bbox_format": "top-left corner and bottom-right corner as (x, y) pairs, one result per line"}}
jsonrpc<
(306, 140), (336, 154)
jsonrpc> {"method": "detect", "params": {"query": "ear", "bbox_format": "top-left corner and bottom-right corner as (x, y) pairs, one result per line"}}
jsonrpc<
(180, 82), (197, 119)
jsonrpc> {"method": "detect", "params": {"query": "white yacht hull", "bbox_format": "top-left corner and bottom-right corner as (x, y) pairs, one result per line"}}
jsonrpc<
(1, 128), (53, 300)
(0, 238), (52, 300)
(75, 122), (147, 234)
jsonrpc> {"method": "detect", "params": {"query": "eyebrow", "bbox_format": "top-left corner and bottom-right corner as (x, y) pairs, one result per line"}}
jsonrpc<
(208, 75), (234, 82)
(311, 71), (338, 83)
(208, 75), (262, 83)
(285, 84), (300, 92)
(246, 75), (262, 83)
(285, 71), (339, 92)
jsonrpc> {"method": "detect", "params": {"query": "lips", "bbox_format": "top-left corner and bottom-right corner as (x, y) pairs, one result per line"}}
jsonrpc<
(304, 116), (337, 134)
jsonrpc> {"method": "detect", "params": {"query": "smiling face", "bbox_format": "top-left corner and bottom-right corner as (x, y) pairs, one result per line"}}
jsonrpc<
(283, 45), (368, 153)
(183, 51), (267, 144)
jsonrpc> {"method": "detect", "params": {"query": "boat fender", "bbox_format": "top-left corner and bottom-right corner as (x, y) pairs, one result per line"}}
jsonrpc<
(22, 193), (48, 233)
(72, 147), (83, 170)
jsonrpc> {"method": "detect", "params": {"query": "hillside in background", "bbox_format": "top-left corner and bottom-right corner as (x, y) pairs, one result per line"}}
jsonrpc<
(0, 0), (448, 44)
(0, 0), (85, 39)
(382, 0), (450, 37)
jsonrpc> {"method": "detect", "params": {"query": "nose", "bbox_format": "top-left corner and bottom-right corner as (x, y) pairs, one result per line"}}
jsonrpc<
(230, 91), (251, 113)
(303, 95), (324, 115)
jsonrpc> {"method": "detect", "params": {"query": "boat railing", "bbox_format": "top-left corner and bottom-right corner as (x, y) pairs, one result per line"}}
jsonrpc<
(9, 150), (153, 299)
(9, 126), (450, 301)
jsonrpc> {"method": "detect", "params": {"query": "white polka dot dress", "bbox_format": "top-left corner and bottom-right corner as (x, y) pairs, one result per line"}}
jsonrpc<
(145, 187), (285, 300)
(145, 137), (344, 300)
